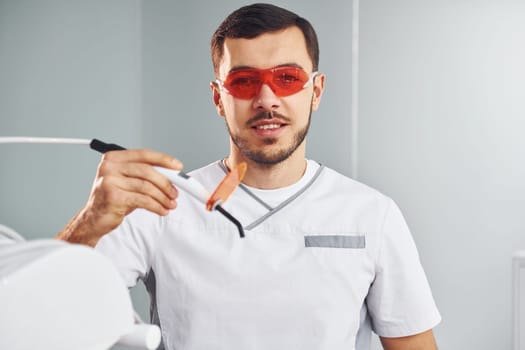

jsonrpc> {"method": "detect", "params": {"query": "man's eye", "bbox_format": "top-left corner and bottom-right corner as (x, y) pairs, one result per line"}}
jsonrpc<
(276, 74), (300, 84)
(230, 77), (259, 87)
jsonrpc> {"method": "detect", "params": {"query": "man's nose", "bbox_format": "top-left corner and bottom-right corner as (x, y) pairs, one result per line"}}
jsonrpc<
(252, 83), (280, 111)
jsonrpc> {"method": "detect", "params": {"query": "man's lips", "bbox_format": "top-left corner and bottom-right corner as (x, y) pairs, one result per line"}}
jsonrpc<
(251, 121), (288, 130)
(247, 111), (290, 130)
(254, 123), (281, 130)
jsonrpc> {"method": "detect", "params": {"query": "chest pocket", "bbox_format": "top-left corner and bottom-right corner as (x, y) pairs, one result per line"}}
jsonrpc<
(304, 235), (365, 248)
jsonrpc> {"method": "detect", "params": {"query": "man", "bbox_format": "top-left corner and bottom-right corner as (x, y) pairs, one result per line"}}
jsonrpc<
(57, 3), (440, 349)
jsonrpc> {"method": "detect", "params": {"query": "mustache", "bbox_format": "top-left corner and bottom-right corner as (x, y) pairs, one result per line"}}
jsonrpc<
(246, 111), (290, 126)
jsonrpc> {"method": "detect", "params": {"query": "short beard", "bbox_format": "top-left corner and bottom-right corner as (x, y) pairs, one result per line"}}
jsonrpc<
(226, 104), (313, 167)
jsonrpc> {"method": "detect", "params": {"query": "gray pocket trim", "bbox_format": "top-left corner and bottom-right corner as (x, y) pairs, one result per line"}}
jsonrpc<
(304, 235), (366, 249)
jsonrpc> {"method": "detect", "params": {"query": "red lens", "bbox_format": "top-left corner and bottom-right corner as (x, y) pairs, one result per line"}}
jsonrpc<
(269, 67), (310, 97)
(222, 66), (311, 99)
(223, 69), (262, 99)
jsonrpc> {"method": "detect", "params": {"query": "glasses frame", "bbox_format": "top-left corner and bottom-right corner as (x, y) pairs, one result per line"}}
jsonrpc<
(214, 66), (319, 99)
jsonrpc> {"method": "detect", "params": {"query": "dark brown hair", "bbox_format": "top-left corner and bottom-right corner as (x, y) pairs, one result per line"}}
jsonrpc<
(210, 3), (319, 75)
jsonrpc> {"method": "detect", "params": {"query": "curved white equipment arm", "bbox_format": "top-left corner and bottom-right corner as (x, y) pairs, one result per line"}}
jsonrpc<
(117, 323), (161, 349)
(0, 228), (161, 350)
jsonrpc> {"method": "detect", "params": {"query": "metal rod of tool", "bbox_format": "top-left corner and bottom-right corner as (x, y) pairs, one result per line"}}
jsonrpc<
(0, 136), (90, 145)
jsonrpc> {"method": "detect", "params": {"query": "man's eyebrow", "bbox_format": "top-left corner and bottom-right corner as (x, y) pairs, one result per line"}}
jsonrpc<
(228, 63), (304, 73)
(229, 65), (253, 72)
(276, 63), (304, 69)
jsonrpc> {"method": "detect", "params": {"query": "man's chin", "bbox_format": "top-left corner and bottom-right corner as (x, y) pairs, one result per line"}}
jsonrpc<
(261, 137), (277, 145)
(246, 148), (295, 166)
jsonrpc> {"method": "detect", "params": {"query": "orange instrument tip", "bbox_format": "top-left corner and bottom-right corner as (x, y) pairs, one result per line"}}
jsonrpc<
(206, 162), (247, 211)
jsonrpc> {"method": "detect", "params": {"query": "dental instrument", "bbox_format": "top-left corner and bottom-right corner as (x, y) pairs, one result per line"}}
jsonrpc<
(0, 136), (246, 237)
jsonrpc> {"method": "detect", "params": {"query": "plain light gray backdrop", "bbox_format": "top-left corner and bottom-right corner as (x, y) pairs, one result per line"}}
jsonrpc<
(1, 1), (525, 349)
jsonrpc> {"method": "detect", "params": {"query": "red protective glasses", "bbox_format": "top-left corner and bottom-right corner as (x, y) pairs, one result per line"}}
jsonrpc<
(215, 66), (318, 99)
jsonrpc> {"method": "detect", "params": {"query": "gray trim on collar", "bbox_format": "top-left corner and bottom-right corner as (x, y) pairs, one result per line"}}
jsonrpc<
(217, 160), (325, 231)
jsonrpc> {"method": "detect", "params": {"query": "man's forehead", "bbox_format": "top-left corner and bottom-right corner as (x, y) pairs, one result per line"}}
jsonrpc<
(218, 26), (312, 75)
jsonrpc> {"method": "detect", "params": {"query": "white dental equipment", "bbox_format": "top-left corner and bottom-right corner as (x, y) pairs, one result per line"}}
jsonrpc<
(0, 224), (161, 350)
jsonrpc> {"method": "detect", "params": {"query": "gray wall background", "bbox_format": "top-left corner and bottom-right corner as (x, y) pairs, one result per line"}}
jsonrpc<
(0, 0), (142, 237)
(1, 1), (525, 349)
(359, 1), (525, 349)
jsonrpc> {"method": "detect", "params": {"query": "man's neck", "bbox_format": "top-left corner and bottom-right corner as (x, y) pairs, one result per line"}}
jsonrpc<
(225, 150), (307, 190)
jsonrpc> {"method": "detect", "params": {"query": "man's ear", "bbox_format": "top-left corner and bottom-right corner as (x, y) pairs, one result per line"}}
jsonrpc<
(210, 82), (225, 116)
(311, 73), (326, 111)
